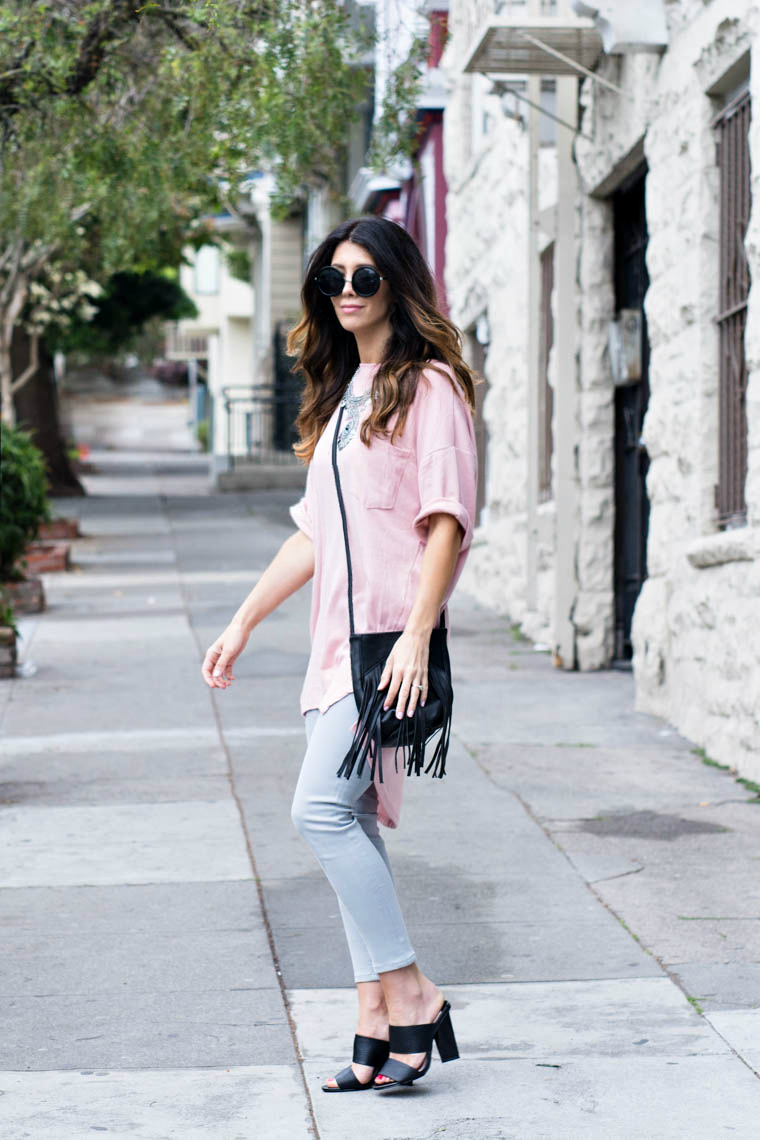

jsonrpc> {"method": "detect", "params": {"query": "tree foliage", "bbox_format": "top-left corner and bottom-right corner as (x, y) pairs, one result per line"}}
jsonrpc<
(0, 0), (378, 420)
(54, 270), (197, 356)
(366, 30), (430, 174)
(1, 0), (373, 257)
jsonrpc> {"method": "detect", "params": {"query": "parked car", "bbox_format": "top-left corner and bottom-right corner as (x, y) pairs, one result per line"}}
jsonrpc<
(150, 359), (189, 385)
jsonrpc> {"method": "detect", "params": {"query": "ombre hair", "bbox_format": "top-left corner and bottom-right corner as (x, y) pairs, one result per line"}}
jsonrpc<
(287, 217), (478, 464)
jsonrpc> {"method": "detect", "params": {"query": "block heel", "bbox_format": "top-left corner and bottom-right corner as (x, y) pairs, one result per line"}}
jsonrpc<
(374, 1000), (459, 1089)
(434, 1004), (459, 1062)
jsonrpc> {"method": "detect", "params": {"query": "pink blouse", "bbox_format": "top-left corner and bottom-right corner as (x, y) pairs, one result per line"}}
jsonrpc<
(289, 360), (478, 828)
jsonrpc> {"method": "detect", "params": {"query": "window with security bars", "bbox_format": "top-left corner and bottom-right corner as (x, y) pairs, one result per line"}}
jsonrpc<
(714, 88), (751, 528)
(538, 242), (555, 501)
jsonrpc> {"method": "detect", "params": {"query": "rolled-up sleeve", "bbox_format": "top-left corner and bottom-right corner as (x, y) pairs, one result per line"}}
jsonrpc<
(289, 468), (314, 540)
(412, 368), (478, 551)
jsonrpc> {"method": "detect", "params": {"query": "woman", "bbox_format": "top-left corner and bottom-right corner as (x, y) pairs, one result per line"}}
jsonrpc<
(202, 216), (478, 1091)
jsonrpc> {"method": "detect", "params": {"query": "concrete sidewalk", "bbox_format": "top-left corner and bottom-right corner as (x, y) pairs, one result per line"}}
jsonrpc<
(1, 445), (759, 1139)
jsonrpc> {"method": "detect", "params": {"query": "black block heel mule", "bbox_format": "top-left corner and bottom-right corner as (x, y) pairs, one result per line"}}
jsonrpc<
(374, 1000), (459, 1089)
(321, 1034), (390, 1093)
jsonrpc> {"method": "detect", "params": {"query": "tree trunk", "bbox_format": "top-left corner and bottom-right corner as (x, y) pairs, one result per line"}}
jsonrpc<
(0, 333), (14, 427)
(0, 267), (28, 428)
(11, 327), (84, 497)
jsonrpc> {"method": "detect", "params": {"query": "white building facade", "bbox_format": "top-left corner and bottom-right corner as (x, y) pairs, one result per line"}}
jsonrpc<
(166, 182), (307, 488)
(167, 231), (254, 460)
(444, 0), (760, 782)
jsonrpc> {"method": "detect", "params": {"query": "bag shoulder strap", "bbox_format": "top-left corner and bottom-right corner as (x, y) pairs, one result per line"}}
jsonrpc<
(331, 403), (356, 637)
(331, 399), (445, 637)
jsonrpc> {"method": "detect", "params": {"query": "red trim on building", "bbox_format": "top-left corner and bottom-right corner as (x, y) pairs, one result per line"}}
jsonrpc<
(433, 117), (448, 315)
(369, 12), (450, 312)
(428, 10), (448, 68)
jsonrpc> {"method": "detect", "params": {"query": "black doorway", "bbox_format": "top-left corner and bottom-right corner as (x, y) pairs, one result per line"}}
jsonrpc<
(612, 168), (651, 664)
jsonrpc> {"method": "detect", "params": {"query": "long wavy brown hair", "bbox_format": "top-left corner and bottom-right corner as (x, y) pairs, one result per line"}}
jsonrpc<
(287, 217), (478, 464)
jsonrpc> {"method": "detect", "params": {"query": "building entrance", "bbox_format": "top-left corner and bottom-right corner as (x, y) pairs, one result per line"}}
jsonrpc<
(612, 167), (651, 664)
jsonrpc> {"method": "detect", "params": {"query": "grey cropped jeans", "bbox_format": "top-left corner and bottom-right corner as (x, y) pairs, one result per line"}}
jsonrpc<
(291, 691), (417, 983)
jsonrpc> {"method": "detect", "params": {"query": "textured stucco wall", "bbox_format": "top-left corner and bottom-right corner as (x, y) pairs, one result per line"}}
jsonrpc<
(578, 2), (760, 780)
(446, 0), (760, 779)
(443, 61), (533, 621)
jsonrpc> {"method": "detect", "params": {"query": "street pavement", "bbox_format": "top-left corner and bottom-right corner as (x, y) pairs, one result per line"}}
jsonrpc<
(1, 393), (759, 1138)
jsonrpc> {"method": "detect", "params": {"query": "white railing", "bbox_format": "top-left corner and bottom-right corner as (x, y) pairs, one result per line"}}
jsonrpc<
(458, 0), (573, 55)
(165, 324), (214, 361)
(222, 385), (304, 466)
(457, 1), (526, 67)
(457, 0), (589, 75)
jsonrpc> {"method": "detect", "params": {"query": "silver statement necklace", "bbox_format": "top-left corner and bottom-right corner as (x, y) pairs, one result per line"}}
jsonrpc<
(337, 367), (371, 450)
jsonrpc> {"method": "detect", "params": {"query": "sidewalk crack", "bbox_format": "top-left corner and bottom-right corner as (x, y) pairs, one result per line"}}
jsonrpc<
(588, 865), (645, 884)
(164, 493), (321, 1140)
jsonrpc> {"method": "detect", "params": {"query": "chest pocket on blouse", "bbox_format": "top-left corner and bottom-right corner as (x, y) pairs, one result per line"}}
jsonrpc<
(350, 442), (413, 510)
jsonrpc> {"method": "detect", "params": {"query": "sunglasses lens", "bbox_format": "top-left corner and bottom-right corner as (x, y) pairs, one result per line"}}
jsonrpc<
(315, 267), (344, 296)
(352, 267), (381, 296)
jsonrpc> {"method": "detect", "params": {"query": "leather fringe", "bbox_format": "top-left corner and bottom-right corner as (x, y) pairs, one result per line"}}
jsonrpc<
(337, 659), (453, 783)
(422, 659), (453, 779)
(336, 660), (385, 782)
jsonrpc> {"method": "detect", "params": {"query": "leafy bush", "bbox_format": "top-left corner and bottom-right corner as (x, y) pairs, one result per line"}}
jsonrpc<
(0, 587), (19, 636)
(225, 247), (252, 284)
(0, 424), (51, 580)
(195, 418), (210, 452)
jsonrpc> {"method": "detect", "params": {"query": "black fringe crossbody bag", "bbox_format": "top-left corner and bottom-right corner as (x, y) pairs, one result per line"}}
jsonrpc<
(331, 400), (454, 786)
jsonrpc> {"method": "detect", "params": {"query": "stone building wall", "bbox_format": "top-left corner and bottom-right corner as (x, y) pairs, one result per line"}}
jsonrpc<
(527, 146), (559, 651)
(442, 51), (534, 621)
(445, 0), (760, 780)
(442, 11), (564, 641)
(574, 0), (760, 781)
(573, 191), (616, 668)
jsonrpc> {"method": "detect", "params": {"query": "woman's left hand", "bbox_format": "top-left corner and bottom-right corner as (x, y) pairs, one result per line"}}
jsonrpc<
(378, 627), (430, 719)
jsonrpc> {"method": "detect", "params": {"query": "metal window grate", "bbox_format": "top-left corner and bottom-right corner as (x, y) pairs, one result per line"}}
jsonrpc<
(715, 89), (751, 528)
(538, 242), (555, 501)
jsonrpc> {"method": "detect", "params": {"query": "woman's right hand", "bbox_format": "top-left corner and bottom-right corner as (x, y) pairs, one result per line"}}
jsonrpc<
(200, 529), (314, 690)
(202, 621), (250, 689)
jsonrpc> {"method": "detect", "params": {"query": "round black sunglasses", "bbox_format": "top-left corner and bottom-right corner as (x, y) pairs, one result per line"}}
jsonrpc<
(314, 265), (386, 298)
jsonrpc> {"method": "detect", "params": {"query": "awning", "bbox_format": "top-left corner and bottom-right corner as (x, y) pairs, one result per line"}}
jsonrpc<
(463, 18), (603, 76)
(349, 168), (402, 213)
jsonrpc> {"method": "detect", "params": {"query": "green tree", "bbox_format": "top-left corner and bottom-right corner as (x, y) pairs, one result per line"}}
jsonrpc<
(0, 0), (378, 426)
(57, 270), (198, 357)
